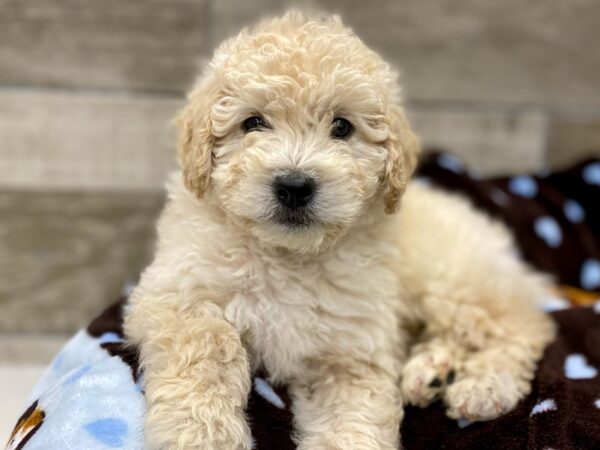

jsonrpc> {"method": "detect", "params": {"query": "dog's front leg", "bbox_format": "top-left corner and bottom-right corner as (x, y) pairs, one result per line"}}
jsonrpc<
(291, 357), (402, 450)
(125, 296), (252, 450)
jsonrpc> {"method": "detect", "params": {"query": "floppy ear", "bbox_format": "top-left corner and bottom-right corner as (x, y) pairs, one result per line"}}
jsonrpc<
(175, 89), (215, 199)
(382, 104), (420, 214)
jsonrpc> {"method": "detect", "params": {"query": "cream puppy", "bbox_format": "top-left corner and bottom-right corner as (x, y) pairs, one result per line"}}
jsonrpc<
(125, 12), (555, 450)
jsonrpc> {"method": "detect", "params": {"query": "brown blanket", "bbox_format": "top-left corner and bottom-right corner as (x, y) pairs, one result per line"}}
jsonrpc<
(417, 152), (600, 293)
(79, 291), (600, 449)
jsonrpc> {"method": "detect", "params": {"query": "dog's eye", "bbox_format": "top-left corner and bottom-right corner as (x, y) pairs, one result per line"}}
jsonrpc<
(242, 116), (268, 133)
(331, 118), (353, 139)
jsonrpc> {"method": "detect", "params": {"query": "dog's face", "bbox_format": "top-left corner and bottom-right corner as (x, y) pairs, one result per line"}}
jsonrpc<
(178, 12), (419, 254)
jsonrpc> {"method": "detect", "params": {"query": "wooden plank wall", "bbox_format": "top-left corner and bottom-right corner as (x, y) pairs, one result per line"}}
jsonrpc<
(1, 0), (600, 191)
(1, 0), (599, 335)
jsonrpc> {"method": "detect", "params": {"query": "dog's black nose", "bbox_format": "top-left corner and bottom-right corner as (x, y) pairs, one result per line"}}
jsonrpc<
(273, 173), (316, 209)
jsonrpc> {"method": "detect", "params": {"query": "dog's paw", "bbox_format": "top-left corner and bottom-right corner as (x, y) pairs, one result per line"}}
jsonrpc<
(401, 345), (456, 407)
(444, 371), (520, 421)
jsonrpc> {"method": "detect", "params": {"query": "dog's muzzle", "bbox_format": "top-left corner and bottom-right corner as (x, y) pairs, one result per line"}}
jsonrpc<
(272, 173), (316, 226)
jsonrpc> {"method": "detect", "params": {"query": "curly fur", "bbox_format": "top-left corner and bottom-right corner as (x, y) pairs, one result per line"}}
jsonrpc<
(124, 11), (555, 449)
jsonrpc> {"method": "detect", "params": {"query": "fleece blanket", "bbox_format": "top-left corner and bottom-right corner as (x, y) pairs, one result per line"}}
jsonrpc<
(7, 154), (600, 450)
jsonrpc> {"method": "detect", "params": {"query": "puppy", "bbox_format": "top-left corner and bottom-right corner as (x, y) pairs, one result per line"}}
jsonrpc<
(125, 11), (555, 450)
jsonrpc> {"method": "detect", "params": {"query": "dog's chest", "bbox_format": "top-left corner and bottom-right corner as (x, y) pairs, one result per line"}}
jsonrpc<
(222, 249), (401, 381)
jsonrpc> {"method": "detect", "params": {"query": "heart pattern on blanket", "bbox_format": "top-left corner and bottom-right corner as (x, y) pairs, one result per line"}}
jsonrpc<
(534, 216), (563, 248)
(564, 354), (598, 380)
(581, 259), (600, 291)
(508, 175), (538, 198)
(583, 162), (600, 186)
(563, 199), (585, 223)
(84, 418), (128, 448)
(530, 398), (557, 416)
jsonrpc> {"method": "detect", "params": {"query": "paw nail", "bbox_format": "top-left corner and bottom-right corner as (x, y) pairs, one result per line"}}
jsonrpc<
(446, 370), (456, 385)
(429, 377), (443, 388)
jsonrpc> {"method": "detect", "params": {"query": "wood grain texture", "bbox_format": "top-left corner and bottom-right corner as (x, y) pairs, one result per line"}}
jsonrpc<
(0, 0), (598, 338)
(0, 88), (552, 191)
(0, 191), (164, 333)
(1, 0), (599, 108)
(547, 118), (600, 169)
(0, 89), (181, 190)
(209, 0), (311, 45)
(0, 334), (67, 363)
(315, 0), (600, 107)
(0, 0), (210, 92)
(409, 107), (548, 176)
